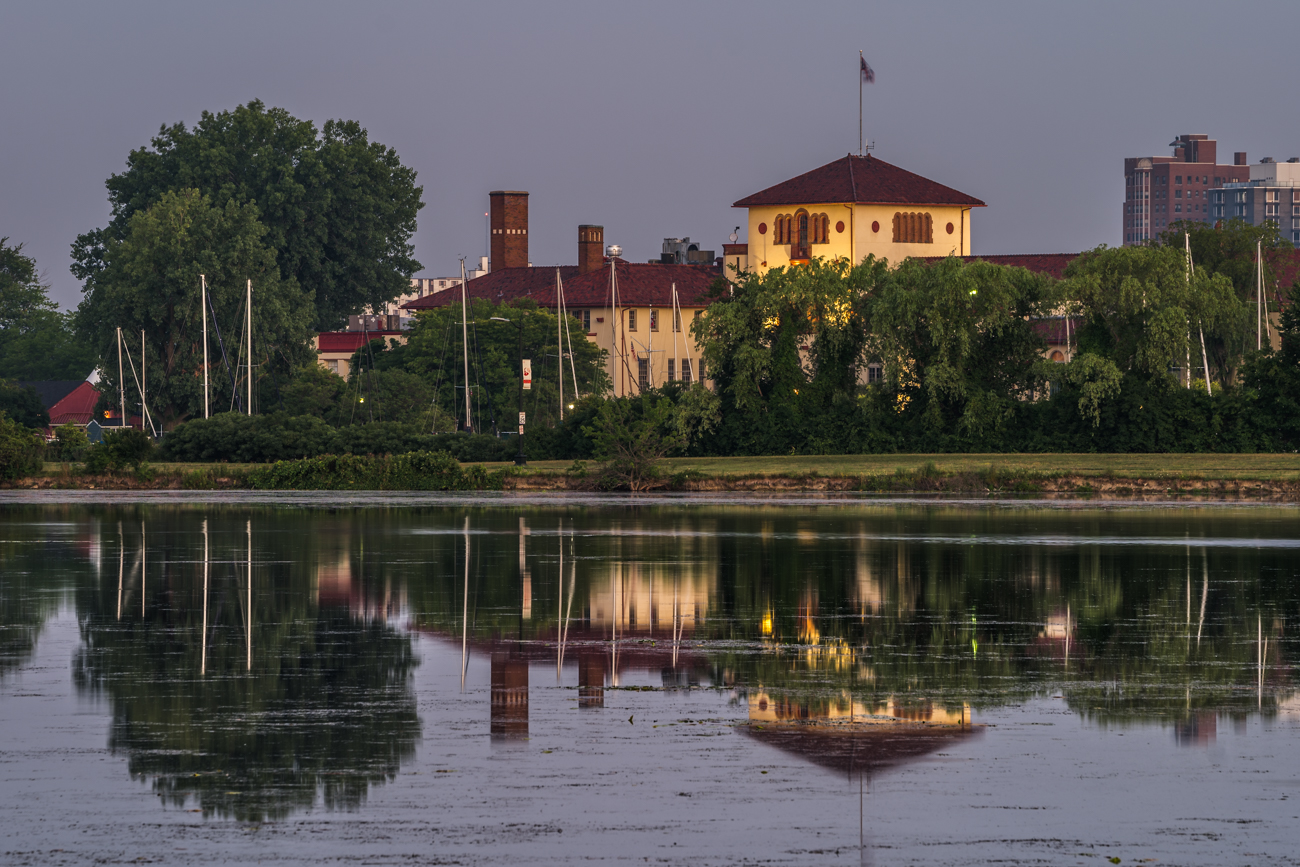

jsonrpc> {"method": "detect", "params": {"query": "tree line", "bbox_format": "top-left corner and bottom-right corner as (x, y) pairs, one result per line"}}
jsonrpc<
(2, 96), (1298, 458)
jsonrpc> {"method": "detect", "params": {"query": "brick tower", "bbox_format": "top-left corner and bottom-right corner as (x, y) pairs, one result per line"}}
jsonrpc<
(489, 191), (529, 271)
(578, 224), (604, 274)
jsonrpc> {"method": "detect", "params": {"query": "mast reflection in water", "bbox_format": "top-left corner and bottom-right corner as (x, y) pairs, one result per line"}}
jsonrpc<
(71, 511), (421, 821)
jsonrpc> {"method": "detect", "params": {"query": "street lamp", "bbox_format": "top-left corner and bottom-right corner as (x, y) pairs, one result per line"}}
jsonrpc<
(490, 315), (528, 466)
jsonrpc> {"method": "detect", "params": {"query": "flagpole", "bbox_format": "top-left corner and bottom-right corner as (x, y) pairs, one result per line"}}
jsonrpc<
(859, 51), (863, 156)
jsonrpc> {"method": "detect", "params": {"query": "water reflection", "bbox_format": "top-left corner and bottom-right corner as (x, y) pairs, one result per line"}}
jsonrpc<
(1, 500), (1297, 820)
(69, 513), (421, 821)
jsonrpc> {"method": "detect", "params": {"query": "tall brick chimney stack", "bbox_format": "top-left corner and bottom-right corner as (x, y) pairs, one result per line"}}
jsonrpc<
(489, 191), (529, 271)
(578, 225), (604, 274)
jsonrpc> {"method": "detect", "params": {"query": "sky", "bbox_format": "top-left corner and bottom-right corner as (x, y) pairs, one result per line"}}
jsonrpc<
(3, 0), (1300, 310)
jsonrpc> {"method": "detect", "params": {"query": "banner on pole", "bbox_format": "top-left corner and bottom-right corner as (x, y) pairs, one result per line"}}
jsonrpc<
(522, 359), (532, 390)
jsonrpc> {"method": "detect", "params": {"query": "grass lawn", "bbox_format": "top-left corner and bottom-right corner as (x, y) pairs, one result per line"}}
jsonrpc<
(494, 453), (1300, 481)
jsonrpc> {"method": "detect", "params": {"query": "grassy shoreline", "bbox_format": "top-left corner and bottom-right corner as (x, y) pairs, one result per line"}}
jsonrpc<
(5, 453), (1299, 498)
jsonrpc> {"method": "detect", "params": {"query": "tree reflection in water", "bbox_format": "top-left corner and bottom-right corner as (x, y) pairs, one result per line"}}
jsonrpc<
(2, 499), (1298, 818)
(71, 512), (420, 822)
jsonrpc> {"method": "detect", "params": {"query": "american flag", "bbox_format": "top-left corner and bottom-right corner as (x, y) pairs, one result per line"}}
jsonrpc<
(860, 56), (875, 83)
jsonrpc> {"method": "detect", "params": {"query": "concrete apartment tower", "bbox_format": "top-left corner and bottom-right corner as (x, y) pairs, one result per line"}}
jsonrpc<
(489, 191), (529, 271)
(578, 224), (605, 273)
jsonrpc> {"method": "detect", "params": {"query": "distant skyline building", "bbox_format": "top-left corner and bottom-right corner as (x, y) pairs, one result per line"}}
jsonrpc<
(1123, 134), (1249, 245)
(1210, 158), (1300, 247)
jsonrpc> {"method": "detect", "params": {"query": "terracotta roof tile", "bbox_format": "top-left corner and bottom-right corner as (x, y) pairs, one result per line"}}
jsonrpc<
(316, 331), (403, 353)
(733, 154), (985, 209)
(402, 262), (720, 311)
(920, 253), (1080, 280)
(47, 381), (100, 426)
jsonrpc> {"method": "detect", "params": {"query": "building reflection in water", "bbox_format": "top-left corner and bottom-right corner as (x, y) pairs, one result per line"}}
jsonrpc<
(743, 690), (978, 780)
(491, 651), (529, 738)
(579, 654), (605, 708)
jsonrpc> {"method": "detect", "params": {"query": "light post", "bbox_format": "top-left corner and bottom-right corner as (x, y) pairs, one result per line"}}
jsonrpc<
(491, 315), (528, 466)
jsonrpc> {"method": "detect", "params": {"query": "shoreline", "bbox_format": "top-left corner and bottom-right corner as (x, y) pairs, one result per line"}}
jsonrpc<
(7, 464), (1300, 501)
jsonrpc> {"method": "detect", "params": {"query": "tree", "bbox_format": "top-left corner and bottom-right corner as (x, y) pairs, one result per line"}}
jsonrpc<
(74, 189), (313, 429)
(0, 239), (96, 380)
(870, 256), (1051, 442)
(1063, 244), (1247, 387)
(583, 394), (685, 491)
(1243, 280), (1300, 449)
(72, 100), (423, 331)
(0, 382), (49, 429)
(0, 412), (44, 480)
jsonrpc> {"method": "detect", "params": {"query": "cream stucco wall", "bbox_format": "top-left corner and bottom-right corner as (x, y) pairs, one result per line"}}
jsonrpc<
(580, 304), (710, 398)
(743, 203), (974, 274)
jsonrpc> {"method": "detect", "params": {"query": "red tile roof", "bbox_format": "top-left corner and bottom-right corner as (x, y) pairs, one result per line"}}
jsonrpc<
(316, 331), (403, 353)
(920, 253), (1080, 280)
(402, 266), (582, 311)
(402, 262), (721, 311)
(733, 154), (985, 209)
(47, 381), (100, 426)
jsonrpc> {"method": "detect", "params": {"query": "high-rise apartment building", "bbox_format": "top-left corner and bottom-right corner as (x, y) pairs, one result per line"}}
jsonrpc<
(1123, 134), (1250, 245)
(1210, 158), (1300, 247)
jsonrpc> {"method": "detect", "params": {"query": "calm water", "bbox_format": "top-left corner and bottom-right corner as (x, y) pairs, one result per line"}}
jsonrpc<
(1, 492), (1298, 865)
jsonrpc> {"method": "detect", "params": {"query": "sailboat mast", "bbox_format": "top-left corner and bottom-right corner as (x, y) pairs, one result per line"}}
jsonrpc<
(1257, 240), (1263, 351)
(460, 259), (472, 432)
(556, 268), (564, 421)
(141, 329), (147, 434)
(1186, 234), (1211, 396)
(200, 275), (209, 419)
(117, 327), (125, 428)
(246, 280), (253, 416)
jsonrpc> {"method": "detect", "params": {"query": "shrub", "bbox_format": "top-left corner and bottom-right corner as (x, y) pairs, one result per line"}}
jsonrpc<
(49, 423), (89, 462)
(85, 428), (154, 472)
(250, 450), (505, 491)
(0, 412), (44, 480)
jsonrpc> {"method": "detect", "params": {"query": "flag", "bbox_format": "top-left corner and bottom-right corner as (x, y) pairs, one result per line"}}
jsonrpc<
(860, 56), (875, 84)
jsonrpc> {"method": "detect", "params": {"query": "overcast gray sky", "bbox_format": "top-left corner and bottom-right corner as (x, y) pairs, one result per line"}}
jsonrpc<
(3, 0), (1299, 309)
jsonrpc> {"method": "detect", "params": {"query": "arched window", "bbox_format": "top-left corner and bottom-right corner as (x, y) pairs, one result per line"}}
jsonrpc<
(792, 209), (810, 259)
(774, 215), (785, 245)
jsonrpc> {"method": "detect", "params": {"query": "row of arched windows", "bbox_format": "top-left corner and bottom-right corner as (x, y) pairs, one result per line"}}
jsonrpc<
(893, 212), (933, 244)
(773, 211), (831, 246)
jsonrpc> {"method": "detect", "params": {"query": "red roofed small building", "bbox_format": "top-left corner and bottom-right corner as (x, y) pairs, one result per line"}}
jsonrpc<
(732, 154), (985, 274)
(313, 331), (406, 379)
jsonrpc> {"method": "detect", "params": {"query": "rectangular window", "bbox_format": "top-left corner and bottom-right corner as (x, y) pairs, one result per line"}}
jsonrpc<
(1175, 190), (1182, 199)
(649, 309), (659, 332)
(1176, 176), (1182, 184)
(667, 359), (675, 381)
(1294, 231), (1300, 243)
(1175, 204), (1182, 213)
(1266, 204), (1279, 217)
(680, 358), (693, 385)
(637, 357), (648, 390)
(1294, 191), (1300, 203)
(1266, 190), (1280, 203)
(627, 309), (637, 331)
(1292, 218), (1299, 229)
(1293, 206), (1300, 216)
(867, 363), (883, 384)
(580, 309), (591, 332)
(673, 309), (682, 332)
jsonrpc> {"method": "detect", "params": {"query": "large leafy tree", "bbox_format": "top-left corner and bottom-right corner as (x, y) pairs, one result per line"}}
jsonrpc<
(1063, 244), (1247, 387)
(72, 100), (423, 331)
(74, 189), (313, 429)
(870, 257), (1051, 440)
(0, 238), (96, 380)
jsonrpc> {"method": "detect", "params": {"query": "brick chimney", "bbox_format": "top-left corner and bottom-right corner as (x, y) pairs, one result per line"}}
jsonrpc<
(489, 191), (529, 271)
(1235, 152), (1248, 166)
(578, 225), (604, 274)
